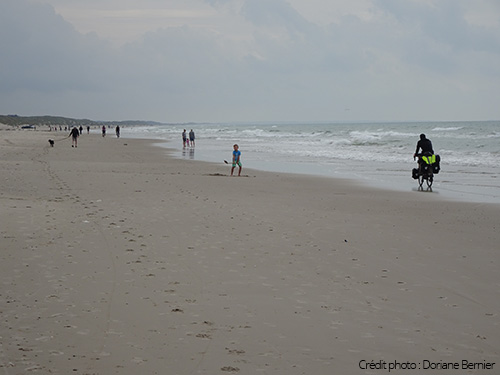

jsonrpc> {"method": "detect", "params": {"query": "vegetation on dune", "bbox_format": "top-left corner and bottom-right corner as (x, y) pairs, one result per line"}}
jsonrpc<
(0, 114), (164, 127)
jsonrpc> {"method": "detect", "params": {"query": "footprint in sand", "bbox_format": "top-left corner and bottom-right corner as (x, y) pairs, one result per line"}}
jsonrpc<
(226, 348), (245, 355)
(196, 333), (212, 339)
(221, 366), (240, 373)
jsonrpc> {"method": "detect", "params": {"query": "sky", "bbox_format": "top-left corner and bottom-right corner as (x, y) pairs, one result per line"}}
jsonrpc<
(1, 0), (500, 123)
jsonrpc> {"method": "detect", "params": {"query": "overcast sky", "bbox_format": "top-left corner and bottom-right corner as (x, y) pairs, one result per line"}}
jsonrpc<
(1, 0), (499, 122)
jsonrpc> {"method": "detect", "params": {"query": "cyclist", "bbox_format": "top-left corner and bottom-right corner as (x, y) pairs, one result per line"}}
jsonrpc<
(413, 133), (434, 160)
(413, 133), (436, 181)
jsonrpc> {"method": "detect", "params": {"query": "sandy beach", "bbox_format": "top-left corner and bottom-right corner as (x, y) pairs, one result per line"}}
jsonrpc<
(1, 128), (499, 375)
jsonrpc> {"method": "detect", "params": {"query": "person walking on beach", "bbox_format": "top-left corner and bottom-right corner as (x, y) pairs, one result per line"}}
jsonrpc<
(69, 127), (80, 147)
(87, 125), (90, 134)
(231, 144), (242, 176)
(115, 125), (120, 138)
(189, 129), (195, 147)
(102, 125), (106, 137)
(182, 129), (187, 147)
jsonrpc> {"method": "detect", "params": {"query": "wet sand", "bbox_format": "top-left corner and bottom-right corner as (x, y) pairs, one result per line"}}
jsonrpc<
(1, 128), (499, 374)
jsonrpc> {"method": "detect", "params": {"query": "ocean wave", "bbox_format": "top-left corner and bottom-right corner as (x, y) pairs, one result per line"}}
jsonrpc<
(432, 126), (463, 131)
(125, 121), (499, 170)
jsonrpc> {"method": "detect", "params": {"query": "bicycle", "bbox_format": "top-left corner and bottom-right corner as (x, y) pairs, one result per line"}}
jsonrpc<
(418, 157), (433, 189)
(413, 152), (440, 190)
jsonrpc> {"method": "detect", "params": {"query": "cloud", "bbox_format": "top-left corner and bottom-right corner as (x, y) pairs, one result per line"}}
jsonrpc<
(1, 0), (499, 121)
(370, 0), (500, 82)
(203, 0), (234, 6)
(0, 0), (114, 93)
(241, 0), (308, 30)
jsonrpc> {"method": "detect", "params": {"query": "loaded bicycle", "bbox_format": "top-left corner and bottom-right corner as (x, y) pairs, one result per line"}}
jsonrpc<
(412, 152), (440, 190)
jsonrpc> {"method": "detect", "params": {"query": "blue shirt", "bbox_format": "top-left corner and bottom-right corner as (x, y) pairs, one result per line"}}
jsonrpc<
(233, 150), (241, 160)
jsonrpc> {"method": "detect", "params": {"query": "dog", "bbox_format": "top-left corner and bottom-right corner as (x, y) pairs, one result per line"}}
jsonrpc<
(48, 139), (54, 147)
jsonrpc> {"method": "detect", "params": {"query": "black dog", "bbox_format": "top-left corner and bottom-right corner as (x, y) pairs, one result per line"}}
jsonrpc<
(48, 139), (54, 147)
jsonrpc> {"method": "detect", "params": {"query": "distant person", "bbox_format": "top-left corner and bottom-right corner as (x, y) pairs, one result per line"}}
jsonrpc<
(413, 133), (434, 160)
(69, 127), (80, 147)
(102, 125), (106, 137)
(115, 125), (120, 138)
(182, 129), (187, 147)
(413, 133), (436, 175)
(79, 125), (83, 135)
(189, 129), (195, 147)
(87, 125), (90, 134)
(231, 144), (242, 177)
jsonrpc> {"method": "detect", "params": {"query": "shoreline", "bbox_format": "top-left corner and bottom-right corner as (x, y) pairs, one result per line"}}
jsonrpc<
(151, 138), (500, 206)
(1, 129), (499, 374)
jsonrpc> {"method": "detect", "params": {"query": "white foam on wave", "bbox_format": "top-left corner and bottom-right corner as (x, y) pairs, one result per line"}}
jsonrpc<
(125, 121), (500, 203)
(432, 126), (463, 131)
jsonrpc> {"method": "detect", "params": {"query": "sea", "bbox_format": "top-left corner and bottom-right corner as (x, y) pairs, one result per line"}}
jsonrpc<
(125, 121), (500, 204)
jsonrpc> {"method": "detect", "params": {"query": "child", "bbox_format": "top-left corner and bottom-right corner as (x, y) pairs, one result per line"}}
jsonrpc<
(231, 144), (242, 176)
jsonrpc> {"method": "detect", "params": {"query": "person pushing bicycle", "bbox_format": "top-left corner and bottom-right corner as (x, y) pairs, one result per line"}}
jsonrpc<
(414, 133), (435, 172)
(413, 133), (434, 160)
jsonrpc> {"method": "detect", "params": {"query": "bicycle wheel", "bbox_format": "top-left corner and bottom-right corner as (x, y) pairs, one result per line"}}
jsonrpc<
(427, 171), (433, 188)
(418, 173), (424, 188)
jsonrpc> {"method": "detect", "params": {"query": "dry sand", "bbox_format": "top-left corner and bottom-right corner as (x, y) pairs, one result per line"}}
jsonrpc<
(1, 128), (499, 375)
